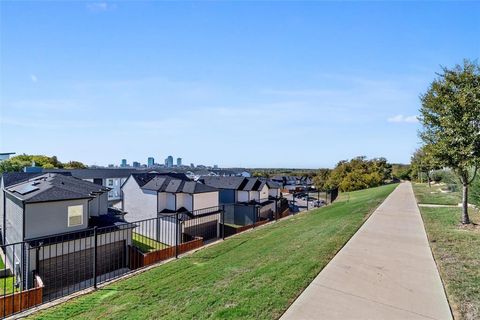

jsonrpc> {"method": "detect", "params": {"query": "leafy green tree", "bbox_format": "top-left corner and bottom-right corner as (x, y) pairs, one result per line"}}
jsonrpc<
(0, 154), (87, 173)
(370, 157), (392, 181)
(392, 164), (411, 180)
(0, 159), (29, 173)
(313, 169), (331, 191)
(64, 161), (87, 169)
(326, 156), (391, 192)
(410, 146), (439, 187)
(419, 60), (480, 224)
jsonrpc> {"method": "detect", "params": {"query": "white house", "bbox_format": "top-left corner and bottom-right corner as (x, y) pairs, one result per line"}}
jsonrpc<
(121, 173), (220, 244)
(266, 180), (282, 199)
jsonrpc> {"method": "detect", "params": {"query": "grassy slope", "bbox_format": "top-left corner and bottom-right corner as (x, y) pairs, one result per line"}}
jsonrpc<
(30, 184), (397, 320)
(413, 182), (461, 205)
(414, 183), (480, 320)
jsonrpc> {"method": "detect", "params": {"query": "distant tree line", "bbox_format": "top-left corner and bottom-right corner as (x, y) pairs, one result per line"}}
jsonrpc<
(0, 154), (87, 173)
(313, 156), (393, 192)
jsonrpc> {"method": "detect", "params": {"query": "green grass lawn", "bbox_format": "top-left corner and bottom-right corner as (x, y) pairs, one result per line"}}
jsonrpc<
(0, 254), (16, 294)
(412, 182), (462, 205)
(29, 184), (397, 320)
(414, 185), (480, 320)
(132, 232), (169, 253)
(0, 276), (16, 295)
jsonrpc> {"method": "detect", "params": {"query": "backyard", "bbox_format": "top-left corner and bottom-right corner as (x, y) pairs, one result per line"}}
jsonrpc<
(0, 256), (15, 295)
(132, 232), (169, 253)
(413, 183), (480, 320)
(29, 184), (397, 319)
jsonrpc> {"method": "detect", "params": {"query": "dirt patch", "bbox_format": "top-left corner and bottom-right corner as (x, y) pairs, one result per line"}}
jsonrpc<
(457, 223), (480, 232)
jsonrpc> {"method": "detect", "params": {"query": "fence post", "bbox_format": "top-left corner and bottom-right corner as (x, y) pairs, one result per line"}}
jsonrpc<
(253, 206), (258, 228)
(21, 242), (26, 291)
(221, 205), (225, 240)
(93, 227), (98, 289)
(175, 212), (179, 259)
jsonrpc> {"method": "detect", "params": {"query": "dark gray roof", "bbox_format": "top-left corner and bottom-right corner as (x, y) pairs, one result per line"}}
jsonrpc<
(265, 180), (282, 189)
(243, 178), (262, 191)
(130, 172), (189, 188)
(181, 181), (217, 194)
(200, 176), (248, 190)
(141, 176), (168, 190)
(5, 173), (109, 203)
(131, 173), (161, 187)
(143, 178), (217, 194)
(164, 179), (183, 193)
(134, 173), (216, 194)
(2, 172), (45, 187)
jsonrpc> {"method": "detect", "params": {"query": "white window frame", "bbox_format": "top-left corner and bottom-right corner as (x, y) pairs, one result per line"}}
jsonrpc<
(68, 205), (84, 227)
(108, 179), (114, 186)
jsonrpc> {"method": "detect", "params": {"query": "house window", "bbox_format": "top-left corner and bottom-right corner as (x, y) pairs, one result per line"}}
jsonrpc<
(68, 205), (83, 227)
(108, 179), (114, 186)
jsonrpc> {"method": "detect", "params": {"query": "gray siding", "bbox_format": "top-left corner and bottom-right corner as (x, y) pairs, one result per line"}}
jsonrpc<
(4, 193), (25, 280)
(89, 193), (108, 216)
(224, 204), (257, 226)
(5, 192), (24, 244)
(24, 199), (89, 239)
(219, 189), (235, 204)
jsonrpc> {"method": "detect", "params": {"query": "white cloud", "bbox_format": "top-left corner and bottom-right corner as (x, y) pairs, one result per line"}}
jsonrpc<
(86, 2), (115, 12)
(387, 114), (419, 123)
(30, 74), (37, 83)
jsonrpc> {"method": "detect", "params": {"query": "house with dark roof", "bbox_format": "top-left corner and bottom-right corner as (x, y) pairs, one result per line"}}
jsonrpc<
(238, 178), (270, 204)
(0, 172), (131, 293)
(265, 180), (282, 199)
(121, 173), (220, 245)
(201, 176), (277, 205)
(271, 175), (313, 192)
(43, 168), (165, 205)
(199, 176), (248, 204)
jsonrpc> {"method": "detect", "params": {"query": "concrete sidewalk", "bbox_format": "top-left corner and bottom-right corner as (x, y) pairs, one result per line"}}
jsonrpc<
(280, 182), (452, 320)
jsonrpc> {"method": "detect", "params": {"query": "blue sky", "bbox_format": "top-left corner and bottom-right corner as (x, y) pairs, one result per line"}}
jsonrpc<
(1, 2), (479, 168)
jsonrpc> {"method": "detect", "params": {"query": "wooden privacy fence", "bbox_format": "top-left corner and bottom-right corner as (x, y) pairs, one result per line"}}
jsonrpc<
(0, 275), (44, 318)
(129, 237), (204, 269)
(223, 220), (269, 237)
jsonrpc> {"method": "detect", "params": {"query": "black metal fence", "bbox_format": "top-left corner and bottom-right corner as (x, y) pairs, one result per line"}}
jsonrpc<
(0, 202), (292, 318)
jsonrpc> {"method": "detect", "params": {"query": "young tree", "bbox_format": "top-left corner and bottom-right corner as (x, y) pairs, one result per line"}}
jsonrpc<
(419, 60), (480, 224)
(410, 146), (439, 187)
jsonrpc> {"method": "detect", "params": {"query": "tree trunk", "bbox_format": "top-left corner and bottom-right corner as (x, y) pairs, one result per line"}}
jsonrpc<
(462, 183), (470, 224)
(427, 172), (431, 188)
